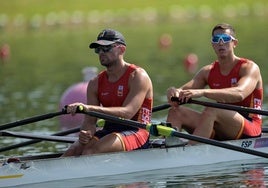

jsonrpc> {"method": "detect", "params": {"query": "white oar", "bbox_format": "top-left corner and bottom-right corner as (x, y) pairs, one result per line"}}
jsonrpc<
(0, 130), (76, 143)
(0, 127), (80, 152)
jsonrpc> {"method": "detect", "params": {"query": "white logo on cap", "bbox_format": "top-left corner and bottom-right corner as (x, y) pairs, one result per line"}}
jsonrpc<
(99, 31), (106, 38)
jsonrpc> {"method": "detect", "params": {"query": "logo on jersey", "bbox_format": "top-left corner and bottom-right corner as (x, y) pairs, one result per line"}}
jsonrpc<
(140, 107), (151, 124)
(117, 85), (124, 97)
(254, 98), (262, 119)
(231, 78), (237, 86)
(101, 92), (109, 96)
(212, 83), (220, 87)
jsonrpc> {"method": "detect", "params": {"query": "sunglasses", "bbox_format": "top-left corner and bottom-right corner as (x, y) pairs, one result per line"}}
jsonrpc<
(94, 45), (116, 54)
(211, 34), (235, 44)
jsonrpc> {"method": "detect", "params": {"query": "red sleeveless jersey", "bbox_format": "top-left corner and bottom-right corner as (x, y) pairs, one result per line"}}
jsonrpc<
(98, 64), (152, 124)
(207, 58), (263, 121)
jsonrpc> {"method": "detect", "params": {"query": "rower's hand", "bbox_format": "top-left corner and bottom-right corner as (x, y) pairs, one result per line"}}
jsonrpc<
(168, 88), (204, 106)
(167, 87), (181, 107)
(79, 130), (93, 145)
(175, 89), (204, 103)
(65, 103), (87, 115)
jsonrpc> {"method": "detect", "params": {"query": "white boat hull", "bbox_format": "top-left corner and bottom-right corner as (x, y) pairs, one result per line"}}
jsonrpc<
(1, 136), (268, 187)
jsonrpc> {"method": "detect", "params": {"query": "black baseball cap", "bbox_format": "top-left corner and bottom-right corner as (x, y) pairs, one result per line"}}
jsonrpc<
(89, 29), (126, 48)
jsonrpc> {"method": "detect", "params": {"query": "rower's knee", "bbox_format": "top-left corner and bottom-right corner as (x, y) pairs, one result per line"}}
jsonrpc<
(81, 144), (99, 155)
(202, 107), (217, 117)
(167, 108), (183, 130)
(62, 141), (84, 157)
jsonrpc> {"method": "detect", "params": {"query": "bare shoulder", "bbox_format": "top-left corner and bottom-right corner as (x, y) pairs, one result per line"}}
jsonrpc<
(87, 75), (98, 94)
(243, 58), (259, 68)
(129, 65), (153, 95)
(202, 63), (214, 71)
(131, 65), (151, 81)
(240, 58), (262, 88)
(241, 58), (261, 73)
(194, 64), (212, 79)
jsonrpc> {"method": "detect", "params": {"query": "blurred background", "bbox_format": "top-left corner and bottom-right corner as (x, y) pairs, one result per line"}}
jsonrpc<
(0, 0), (267, 156)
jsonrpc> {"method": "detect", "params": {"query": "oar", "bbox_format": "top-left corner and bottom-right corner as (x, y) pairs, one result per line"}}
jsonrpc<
(152, 103), (170, 112)
(0, 103), (169, 132)
(0, 103), (170, 153)
(0, 127), (80, 153)
(0, 130), (76, 143)
(0, 110), (67, 131)
(79, 109), (268, 158)
(171, 97), (268, 116)
(262, 127), (268, 133)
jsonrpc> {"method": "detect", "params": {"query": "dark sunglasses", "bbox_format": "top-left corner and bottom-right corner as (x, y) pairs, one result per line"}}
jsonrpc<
(94, 45), (115, 54)
(211, 34), (236, 44)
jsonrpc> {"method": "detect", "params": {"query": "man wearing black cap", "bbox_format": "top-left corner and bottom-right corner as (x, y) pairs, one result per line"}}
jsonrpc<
(62, 29), (153, 156)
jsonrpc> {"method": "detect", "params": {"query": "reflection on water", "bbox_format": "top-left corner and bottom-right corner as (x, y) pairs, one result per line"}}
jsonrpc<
(12, 159), (268, 188)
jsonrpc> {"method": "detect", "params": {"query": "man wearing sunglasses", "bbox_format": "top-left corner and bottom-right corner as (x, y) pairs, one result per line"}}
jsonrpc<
(62, 29), (153, 156)
(166, 23), (263, 144)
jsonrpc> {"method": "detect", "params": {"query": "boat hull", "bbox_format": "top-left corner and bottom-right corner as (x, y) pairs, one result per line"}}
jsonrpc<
(1, 136), (268, 187)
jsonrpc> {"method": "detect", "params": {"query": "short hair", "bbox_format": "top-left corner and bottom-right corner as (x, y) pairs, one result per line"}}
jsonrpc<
(212, 23), (236, 38)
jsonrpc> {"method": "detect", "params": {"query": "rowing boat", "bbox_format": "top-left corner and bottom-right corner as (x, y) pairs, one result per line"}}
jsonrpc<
(1, 136), (268, 187)
(1, 102), (268, 187)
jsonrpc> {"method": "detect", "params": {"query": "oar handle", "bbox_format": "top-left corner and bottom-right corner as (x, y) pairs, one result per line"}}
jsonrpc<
(75, 103), (171, 114)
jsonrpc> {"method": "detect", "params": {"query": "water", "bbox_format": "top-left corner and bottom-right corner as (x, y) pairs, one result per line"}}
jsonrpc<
(9, 158), (268, 187)
(0, 4), (268, 187)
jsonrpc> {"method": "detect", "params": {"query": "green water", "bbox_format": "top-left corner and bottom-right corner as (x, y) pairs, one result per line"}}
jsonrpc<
(0, 2), (268, 187)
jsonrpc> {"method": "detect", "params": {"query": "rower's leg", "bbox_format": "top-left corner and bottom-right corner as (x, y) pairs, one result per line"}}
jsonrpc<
(61, 140), (85, 157)
(166, 106), (201, 133)
(81, 133), (124, 155)
(189, 107), (244, 144)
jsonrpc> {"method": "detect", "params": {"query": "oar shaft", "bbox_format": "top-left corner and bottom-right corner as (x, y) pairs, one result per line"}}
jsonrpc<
(190, 99), (268, 115)
(0, 130), (76, 143)
(262, 127), (268, 133)
(82, 103), (170, 127)
(0, 111), (66, 131)
(0, 103), (168, 132)
(81, 110), (268, 158)
(171, 131), (268, 158)
(0, 103), (168, 153)
(171, 97), (268, 116)
(152, 104), (170, 112)
(83, 111), (147, 130)
(0, 127), (80, 152)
